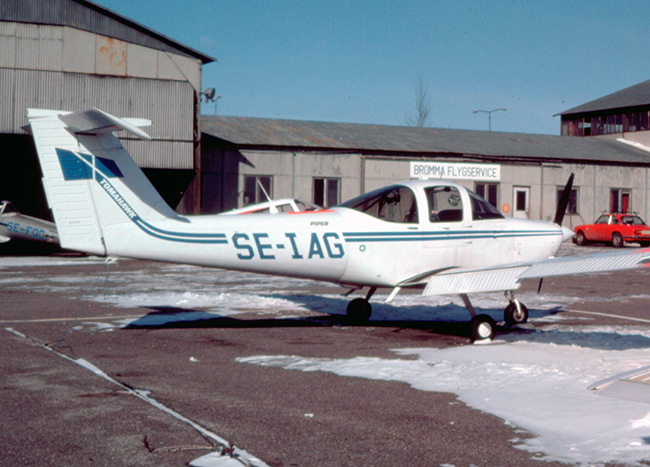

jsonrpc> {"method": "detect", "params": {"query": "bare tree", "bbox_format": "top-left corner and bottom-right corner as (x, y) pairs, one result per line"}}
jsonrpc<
(405, 75), (432, 127)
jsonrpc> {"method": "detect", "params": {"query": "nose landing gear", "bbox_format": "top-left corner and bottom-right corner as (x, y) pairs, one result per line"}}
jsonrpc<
(503, 291), (528, 326)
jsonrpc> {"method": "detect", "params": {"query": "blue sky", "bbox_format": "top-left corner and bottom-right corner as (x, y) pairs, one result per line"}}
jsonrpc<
(96, 0), (650, 134)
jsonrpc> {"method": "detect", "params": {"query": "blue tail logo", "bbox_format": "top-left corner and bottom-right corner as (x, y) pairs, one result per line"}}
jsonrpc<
(56, 148), (123, 181)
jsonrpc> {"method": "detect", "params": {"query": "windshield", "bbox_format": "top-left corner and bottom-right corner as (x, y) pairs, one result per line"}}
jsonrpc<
(338, 185), (418, 223)
(0, 201), (17, 215)
(295, 200), (321, 211)
(468, 190), (504, 220)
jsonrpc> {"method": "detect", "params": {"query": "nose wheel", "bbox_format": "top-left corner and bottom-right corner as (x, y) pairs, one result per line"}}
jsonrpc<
(503, 292), (528, 326)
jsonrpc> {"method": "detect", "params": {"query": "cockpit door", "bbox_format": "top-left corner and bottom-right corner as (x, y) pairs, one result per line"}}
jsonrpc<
(422, 186), (471, 268)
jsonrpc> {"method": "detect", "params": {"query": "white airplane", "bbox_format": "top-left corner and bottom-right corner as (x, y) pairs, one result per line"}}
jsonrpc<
(0, 200), (59, 244)
(26, 108), (650, 340)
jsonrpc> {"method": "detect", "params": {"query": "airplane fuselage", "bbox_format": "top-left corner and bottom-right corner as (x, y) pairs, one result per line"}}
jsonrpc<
(101, 180), (569, 288)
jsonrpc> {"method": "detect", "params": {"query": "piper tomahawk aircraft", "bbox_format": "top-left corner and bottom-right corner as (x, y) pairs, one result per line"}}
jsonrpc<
(0, 200), (58, 244)
(26, 108), (650, 340)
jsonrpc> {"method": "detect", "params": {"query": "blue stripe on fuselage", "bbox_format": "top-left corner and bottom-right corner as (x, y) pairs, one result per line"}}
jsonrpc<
(96, 176), (228, 244)
(342, 230), (561, 242)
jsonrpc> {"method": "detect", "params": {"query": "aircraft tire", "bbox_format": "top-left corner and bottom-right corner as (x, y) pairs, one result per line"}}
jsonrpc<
(470, 314), (496, 341)
(346, 298), (372, 323)
(504, 302), (528, 326)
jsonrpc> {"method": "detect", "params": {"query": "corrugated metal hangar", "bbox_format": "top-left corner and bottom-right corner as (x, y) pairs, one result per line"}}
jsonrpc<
(2, 0), (650, 236)
(0, 0), (214, 219)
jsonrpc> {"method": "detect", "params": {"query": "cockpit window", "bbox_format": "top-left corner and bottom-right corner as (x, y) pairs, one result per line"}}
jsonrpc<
(338, 185), (418, 223)
(468, 190), (504, 220)
(425, 186), (463, 222)
(0, 201), (17, 215)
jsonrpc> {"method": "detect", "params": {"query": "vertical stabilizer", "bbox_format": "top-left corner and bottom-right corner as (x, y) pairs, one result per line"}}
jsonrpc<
(27, 108), (177, 256)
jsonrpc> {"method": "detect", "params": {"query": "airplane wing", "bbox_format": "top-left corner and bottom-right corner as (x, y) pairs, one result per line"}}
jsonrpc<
(423, 247), (650, 296)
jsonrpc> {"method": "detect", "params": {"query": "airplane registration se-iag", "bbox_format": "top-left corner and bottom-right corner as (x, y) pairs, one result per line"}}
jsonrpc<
(26, 108), (650, 340)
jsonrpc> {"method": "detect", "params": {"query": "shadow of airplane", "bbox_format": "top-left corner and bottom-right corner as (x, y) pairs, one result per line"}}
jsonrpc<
(121, 292), (561, 340)
(117, 292), (650, 350)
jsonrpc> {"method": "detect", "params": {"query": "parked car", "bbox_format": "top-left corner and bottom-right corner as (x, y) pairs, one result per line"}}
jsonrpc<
(574, 213), (650, 247)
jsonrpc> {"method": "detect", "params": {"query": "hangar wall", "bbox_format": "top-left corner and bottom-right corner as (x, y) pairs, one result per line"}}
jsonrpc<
(206, 146), (649, 229)
(0, 22), (198, 169)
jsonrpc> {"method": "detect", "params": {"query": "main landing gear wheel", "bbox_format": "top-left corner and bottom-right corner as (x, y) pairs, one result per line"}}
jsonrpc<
(504, 301), (528, 326)
(470, 314), (496, 341)
(346, 298), (372, 323)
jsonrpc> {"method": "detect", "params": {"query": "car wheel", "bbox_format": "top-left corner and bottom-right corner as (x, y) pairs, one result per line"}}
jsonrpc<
(612, 232), (624, 248)
(575, 230), (587, 246)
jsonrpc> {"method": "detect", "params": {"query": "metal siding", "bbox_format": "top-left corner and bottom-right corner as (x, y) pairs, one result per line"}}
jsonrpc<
(2, 67), (194, 169)
(40, 25), (63, 70)
(0, 0), (213, 63)
(122, 140), (193, 169)
(0, 69), (16, 132)
(13, 69), (39, 129)
(0, 22), (17, 68)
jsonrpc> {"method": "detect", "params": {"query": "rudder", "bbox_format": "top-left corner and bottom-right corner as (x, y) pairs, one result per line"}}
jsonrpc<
(27, 108), (175, 256)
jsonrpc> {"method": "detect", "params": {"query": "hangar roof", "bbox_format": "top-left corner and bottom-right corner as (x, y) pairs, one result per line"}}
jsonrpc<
(1, 0), (215, 63)
(202, 116), (650, 166)
(557, 79), (650, 116)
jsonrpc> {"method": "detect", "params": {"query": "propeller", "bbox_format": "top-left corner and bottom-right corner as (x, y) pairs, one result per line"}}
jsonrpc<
(538, 173), (574, 294)
(554, 173), (574, 226)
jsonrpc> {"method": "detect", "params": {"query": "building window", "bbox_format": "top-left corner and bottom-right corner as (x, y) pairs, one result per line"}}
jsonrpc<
(610, 188), (631, 213)
(474, 183), (499, 208)
(313, 178), (339, 207)
(565, 111), (650, 136)
(556, 186), (578, 214)
(243, 175), (272, 206)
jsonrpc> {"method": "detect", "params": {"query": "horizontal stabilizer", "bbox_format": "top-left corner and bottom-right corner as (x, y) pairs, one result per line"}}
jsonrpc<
(58, 108), (152, 140)
(0, 235), (10, 243)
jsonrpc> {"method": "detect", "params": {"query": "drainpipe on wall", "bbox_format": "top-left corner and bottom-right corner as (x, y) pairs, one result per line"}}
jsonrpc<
(292, 152), (296, 198)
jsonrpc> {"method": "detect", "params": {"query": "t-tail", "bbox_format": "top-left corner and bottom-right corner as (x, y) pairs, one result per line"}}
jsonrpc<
(27, 108), (187, 257)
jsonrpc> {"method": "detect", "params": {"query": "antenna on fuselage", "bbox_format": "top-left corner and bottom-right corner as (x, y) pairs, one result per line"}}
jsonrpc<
(257, 179), (279, 214)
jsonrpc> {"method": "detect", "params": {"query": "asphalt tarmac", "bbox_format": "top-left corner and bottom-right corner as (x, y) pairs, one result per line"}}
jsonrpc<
(1, 251), (649, 467)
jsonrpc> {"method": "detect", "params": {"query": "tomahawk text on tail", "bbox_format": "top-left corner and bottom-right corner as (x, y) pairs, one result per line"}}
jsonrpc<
(28, 108), (650, 340)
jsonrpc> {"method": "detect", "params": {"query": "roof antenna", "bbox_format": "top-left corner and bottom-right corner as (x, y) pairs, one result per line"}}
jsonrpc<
(257, 179), (279, 214)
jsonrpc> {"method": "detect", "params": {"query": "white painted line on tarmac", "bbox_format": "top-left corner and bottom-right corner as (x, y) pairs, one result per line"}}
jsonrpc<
(562, 309), (650, 324)
(0, 315), (143, 324)
(4, 327), (270, 467)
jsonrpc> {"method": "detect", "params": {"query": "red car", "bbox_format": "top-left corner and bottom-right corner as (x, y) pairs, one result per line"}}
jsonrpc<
(574, 213), (650, 247)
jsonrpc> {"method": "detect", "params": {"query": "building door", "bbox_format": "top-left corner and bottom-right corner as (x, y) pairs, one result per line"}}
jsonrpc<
(513, 186), (530, 219)
(611, 188), (631, 213)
